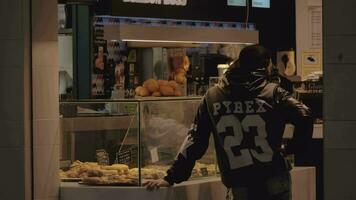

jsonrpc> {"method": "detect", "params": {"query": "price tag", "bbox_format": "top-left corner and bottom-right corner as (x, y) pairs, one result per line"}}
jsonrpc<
(116, 146), (138, 167)
(200, 167), (209, 176)
(96, 149), (109, 166)
(150, 147), (159, 163)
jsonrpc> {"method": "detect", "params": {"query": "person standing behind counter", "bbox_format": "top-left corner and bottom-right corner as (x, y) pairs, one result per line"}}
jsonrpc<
(143, 45), (313, 200)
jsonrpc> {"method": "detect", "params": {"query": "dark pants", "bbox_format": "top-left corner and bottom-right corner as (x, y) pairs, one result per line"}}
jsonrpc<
(228, 171), (291, 200)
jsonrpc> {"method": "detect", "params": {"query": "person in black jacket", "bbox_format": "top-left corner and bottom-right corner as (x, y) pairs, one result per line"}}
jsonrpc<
(143, 45), (313, 200)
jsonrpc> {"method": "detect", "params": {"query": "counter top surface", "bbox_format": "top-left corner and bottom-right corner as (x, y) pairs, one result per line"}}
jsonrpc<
(60, 167), (315, 200)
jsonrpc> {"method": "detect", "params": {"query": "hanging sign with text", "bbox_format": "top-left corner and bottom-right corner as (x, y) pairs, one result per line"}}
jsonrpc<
(96, 0), (270, 22)
(123, 0), (187, 6)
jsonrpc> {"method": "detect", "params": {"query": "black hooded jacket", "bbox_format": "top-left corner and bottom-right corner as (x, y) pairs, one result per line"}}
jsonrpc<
(164, 68), (313, 188)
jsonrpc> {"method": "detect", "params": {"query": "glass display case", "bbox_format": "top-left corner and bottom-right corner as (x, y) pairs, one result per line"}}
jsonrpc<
(59, 97), (217, 186)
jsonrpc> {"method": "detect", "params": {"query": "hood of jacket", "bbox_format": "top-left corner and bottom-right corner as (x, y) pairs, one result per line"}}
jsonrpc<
(219, 67), (269, 98)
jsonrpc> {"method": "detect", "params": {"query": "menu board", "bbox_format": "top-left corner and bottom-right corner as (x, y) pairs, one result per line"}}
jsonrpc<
(252, 0), (270, 8)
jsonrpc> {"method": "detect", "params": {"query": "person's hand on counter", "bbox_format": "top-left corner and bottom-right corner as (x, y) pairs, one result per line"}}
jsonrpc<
(143, 179), (171, 191)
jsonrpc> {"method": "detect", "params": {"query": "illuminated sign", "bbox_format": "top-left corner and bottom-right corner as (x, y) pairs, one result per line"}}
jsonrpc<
(252, 0), (270, 8)
(122, 0), (187, 6)
(227, 0), (246, 6)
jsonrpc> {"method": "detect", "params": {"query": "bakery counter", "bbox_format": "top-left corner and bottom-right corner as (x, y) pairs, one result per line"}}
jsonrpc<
(60, 167), (316, 200)
(283, 123), (323, 139)
(283, 123), (323, 200)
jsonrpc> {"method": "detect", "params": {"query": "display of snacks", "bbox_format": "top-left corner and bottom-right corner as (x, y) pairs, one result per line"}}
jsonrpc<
(60, 161), (169, 184)
(191, 162), (216, 178)
(60, 161), (129, 180)
(60, 160), (215, 185)
(60, 98), (216, 187)
(128, 168), (166, 180)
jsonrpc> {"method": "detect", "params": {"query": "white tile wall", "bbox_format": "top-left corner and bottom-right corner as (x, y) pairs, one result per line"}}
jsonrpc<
(32, 66), (59, 120)
(324, 0), (356, 35)
(33, 119), (60, 146)
(324, 35), (356, 64)
(324, 121), (356, 148)
(0, 0), (33, 199)
(324, 1), (356, 199)
(0, 120), (24, 148)
(0, 0), (23, 40)
(33, 145), (60, 199)
(0, 39), (24, 68)
(324, 148), (356, 200)
(324, 64), (356, 121)
(24, 147), (33, 200)
(0, 67), (24, 121)
(0, 148), (25, 200)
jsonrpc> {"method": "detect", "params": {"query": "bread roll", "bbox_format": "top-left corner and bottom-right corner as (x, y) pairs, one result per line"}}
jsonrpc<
(168, 81), (178, 90)
(143, 79), (159, 93)
(135, 86), (144, 95)
(102, 164), (129, 171)
(139, 87), (150, 97)
(174, 90), (182, 97)
(152, 91), (162, 97)
(101, 169), (119, 176)
(65, 170), (78, 178)
(82, 177), (103, 184)
(157, 80), (169, 87)
(87, 169), (104, 177)
(70, 160), (83, 169)
(160, 85), (175, 96)
(175, 73), (186, 84)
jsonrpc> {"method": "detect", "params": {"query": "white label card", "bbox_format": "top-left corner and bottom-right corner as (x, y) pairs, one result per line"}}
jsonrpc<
(227, 0), (246, 6)
(252, 0), (270, 8)
(150, 147), (159, 163)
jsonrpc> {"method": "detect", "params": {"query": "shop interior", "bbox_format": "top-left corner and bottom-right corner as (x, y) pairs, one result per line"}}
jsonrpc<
(57, 1), (322, 200)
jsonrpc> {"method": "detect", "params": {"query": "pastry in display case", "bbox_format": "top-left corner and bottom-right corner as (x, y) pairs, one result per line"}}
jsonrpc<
(59, 97), (217, 186)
